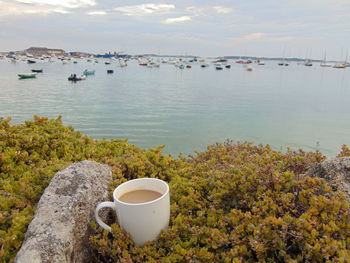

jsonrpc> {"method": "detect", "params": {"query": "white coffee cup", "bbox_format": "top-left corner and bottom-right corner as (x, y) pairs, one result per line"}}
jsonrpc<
(95, 178), (170, 246)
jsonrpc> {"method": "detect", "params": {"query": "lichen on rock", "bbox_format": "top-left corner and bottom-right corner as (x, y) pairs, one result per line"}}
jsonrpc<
(14, 161), (112, 263)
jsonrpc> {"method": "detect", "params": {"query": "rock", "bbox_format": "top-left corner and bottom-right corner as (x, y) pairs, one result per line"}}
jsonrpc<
(14, 161), (112, 263)
(306, 157), (350, 203)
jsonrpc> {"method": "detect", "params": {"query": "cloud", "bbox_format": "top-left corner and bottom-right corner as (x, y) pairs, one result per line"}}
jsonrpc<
(232, 33), (266, 44)
(87, 11), (107, 15)
(16, 0), (96, 9)
(115, 4), (175, 17)
(23, 8), (70, 14)
(270, 36), (297, 41)
(163, 16), (191, 24)
(230, 33), (320, 45)
(186, 6), (206, 17)
(0, 0), (77, 16)
(213, 6), (233, 14)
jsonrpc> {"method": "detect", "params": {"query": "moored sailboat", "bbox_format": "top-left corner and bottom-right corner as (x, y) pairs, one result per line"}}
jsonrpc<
(320, 52), (332, 67)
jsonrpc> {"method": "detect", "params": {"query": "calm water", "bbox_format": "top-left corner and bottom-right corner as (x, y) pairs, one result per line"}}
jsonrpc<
(0, 59), (349, 156)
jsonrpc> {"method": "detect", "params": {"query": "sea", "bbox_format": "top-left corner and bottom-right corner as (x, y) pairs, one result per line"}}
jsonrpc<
(0, 58), (349, 157)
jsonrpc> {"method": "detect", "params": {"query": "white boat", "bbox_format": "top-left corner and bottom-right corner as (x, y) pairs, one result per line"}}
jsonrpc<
(320, 52), (332, 67)
(119, 59), (127, 67)
(138, 57), (149, 66)
(246, 65), (253, 71)
(147, 61), (160, 68)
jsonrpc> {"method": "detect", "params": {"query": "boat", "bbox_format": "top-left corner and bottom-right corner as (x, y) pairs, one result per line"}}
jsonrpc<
(304, 59), (313, 66)
(18, 73), (37, 79)
(186, 65), (192, 68)
(201, 63), (209, 68)
(278, 60), (289, 66)
(31, 69), (43, 73)
(73, 61), (78, 64)
(215, 59), (228, 64)
(334, 52), (349, 68)
(178, 64), (185, 69)
(105, 61), (111, 65)
(333, 63), (346, 68)
(138, 57), (150, 66)
(246, 65), (253, 71)
(68, 74), (86, 81)
(147, 61), (160, 68)
(320, 52), (332, 67)
(225, 65), (231, 69)
(258, 62), (265, 65)
(215, 65), (223, 70)
(236, 60), (249, 64)
(119, 59), (127, 67)
(107, 69), (114, 74)
(83, 69), (95, 76)
(278, 48), (289, 66)
(27, 59), (36, 64)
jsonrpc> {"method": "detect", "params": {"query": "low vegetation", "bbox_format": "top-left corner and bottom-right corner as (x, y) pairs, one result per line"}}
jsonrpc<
(0, 116), (349, 262)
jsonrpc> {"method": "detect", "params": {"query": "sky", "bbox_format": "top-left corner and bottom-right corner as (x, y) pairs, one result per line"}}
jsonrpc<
(0, 0), (350, 60)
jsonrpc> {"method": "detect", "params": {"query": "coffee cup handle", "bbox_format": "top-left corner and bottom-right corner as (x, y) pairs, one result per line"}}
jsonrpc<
(95, 201), (115, 232)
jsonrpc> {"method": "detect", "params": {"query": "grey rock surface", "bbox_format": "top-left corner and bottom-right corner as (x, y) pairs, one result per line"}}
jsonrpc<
(307, 157), (350, 203)
(14, 161), (112, 263)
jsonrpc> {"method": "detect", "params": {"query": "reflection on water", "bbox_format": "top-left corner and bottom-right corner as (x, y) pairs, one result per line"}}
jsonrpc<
(0, 59), (349, 156)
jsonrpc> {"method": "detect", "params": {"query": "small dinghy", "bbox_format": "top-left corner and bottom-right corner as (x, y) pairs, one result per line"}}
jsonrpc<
(18, 73), (37, 79)
(246, 65), (253, 71)
(225, 65), (231, 69)
(83, 69), (95, 76)
(68, 74), (86, 81)
(31, 69), (43, 73)
(27, 59), (36, 64)
(107, 69), (114, 74)
(215, 66), (223, 70)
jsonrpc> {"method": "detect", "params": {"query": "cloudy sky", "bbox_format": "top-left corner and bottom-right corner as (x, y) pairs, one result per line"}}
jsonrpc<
(1, 0), (350, 59)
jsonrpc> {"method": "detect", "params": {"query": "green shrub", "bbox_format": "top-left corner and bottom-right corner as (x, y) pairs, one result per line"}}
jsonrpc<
(90, 142), (349, 262)
(0, 117), (349, 262)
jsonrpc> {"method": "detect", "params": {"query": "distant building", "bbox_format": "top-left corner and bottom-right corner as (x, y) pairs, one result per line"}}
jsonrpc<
(19, 47), (66, 56)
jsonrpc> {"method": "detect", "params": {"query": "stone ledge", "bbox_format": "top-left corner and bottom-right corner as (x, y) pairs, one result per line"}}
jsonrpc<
(14, 161), (112, 263)
(306, 157), (350, 203)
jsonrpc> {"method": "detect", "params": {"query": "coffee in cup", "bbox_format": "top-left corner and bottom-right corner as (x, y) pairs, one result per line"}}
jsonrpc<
(95, 178), (170, 246)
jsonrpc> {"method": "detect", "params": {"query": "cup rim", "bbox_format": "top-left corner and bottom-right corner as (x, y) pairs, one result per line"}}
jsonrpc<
(113, 178), (169, 206)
